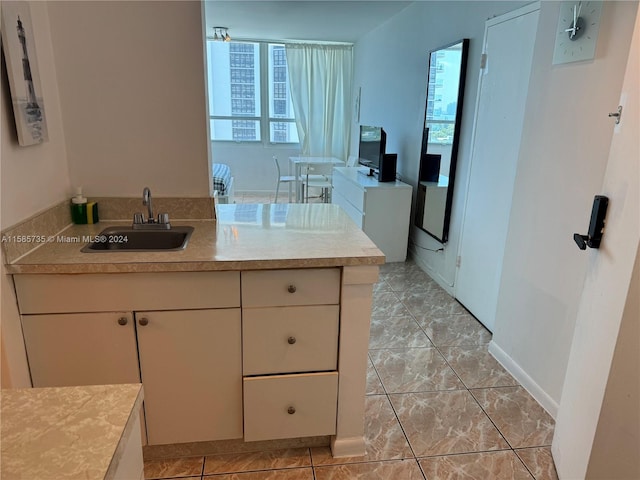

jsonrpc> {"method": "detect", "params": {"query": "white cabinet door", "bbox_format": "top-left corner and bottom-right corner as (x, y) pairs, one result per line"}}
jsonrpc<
(456, 4), (539, 331)
(21, 312), (140, 387)
(136, 309), (243, 445)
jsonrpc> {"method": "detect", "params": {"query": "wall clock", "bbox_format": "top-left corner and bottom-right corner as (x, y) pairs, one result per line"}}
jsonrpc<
(553, 1), (604, 65)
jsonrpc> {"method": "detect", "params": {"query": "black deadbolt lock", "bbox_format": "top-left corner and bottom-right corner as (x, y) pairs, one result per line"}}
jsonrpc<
(574, 195), (609, 250)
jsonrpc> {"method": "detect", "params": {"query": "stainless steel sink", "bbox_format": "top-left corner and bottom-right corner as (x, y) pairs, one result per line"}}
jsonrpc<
(81, 226), (194, 252)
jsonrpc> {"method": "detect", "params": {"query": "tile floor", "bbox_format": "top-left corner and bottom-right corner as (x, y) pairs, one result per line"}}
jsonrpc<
(145, 198), (559, 480)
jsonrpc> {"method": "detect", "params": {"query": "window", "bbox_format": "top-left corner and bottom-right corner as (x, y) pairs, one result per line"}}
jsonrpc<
(207, 41), (298, 144)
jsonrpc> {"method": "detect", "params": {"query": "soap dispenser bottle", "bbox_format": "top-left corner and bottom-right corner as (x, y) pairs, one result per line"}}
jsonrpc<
(71, 187), (88, 224)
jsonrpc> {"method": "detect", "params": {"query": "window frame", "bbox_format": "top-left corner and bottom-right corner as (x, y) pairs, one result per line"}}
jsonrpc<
(208, 41), (298, 146)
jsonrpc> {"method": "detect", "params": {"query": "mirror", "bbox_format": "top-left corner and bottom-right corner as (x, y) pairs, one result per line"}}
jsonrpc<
(415, 39), (469, 243)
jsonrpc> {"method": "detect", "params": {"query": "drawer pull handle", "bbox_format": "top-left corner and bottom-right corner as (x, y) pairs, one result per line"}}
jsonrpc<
(287, 285), (297, 293)
(139, 317), (149, 326)
(117, 317), (128, 326)
(287, 336), (297, 345)
(287, 406), (296, 415)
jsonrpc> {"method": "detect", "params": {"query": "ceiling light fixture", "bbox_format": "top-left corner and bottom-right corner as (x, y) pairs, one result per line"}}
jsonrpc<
(213, 27), (231, 42)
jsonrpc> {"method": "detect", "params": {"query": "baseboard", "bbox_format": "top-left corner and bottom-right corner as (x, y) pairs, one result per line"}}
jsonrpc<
(330, 435), (366, 458)
(408, 247), (455, 296)
(488, 340), (559, 419)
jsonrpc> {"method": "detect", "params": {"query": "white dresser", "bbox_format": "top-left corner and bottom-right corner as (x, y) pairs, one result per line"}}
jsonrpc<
(332, 167), (412, 262)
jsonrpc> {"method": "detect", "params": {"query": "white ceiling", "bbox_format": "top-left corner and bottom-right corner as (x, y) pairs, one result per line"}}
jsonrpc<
(204, 1), (413, 43)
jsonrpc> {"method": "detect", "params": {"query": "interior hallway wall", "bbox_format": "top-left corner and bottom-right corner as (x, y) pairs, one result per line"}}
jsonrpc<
(491, 0), (638, 414)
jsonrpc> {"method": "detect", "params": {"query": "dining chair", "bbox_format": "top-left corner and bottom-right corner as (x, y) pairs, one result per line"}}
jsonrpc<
(301, 165), (332, 203)
(273, 156), (297, 203)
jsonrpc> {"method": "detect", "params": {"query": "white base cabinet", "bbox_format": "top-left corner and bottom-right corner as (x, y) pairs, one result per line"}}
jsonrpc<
(21, 308), (242, 445)
(17, 272), (242, 446)
(332, 167), (412, 262)
(15, 266), (378, 456)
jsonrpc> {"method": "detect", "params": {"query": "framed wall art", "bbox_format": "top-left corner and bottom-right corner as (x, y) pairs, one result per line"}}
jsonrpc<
(1, 1), (48, 146)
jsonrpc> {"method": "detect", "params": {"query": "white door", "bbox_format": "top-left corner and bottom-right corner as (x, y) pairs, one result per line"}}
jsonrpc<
(552, 7), (639, 477)
(455, 3), (540, 331)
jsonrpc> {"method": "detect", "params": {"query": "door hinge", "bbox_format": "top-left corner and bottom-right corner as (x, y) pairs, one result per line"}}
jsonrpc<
(456, 256), (462, 267)
(480, 53), (487, 69)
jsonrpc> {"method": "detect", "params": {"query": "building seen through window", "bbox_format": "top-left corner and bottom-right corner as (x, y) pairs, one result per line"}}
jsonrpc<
(426, 48), (461, 145)
(208, 41), (298, 144)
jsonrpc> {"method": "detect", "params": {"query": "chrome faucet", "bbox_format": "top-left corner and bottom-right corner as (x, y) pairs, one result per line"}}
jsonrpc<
(133, 187), (171, 230)
(143, 187), (154, 223)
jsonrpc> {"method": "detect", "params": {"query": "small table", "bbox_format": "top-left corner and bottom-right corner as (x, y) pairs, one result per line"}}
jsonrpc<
(289, 156), (345, 202)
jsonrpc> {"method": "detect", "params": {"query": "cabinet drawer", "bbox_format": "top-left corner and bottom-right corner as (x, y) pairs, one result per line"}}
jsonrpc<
(241, 269), (340, 307)
(14, 271), (240, 314)
(243, 305), (339, 375)
(332, 190), (364, 228)
(243, 372), (338, 441)
(332, 172), (365, 212)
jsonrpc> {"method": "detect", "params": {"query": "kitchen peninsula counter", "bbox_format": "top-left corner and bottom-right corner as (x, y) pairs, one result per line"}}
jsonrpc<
(5, 203), (384, 274)
(4, 203), (384, 458)
(1, 384), (144, 480)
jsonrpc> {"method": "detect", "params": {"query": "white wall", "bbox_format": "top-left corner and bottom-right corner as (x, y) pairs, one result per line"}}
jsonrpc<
(491, 1), (638, 411)
(1, 2), (71, 230)
(1, 1), (71, 388)
(352, 1), (525, 291)
(46, 0), (211, 198)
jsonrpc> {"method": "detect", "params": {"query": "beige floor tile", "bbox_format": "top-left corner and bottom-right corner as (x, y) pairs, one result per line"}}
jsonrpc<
(311, 395), (413, 465)
(205, 467), (314, 479)
(203, 448), (311, 475)
(369, 315), (433, 349)
(515, 447), (559, 480)
(373, 279), (392, 294)
(415, 312), (491, 347)
(380, 268), (436, 292)
(439, 346), (519, 388)
(471, 387), (555, 448)
(314, 459), (425, 480)
(366, 357), (385, 395)
(371, 291), (411, 317)
(397, 287), (468, 317)
(389, 390), (508, 457)
(379, 260), (420, 274)
(369, 348), (464, 393)
(144, 456), (204, 479)
(419, 451), (533, 479)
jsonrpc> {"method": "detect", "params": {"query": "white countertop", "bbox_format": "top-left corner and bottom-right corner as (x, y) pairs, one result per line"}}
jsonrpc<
(6, 204), (384, 274)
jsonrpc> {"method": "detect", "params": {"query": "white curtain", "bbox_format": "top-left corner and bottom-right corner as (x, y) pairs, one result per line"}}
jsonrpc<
(285, 43), (353, 160)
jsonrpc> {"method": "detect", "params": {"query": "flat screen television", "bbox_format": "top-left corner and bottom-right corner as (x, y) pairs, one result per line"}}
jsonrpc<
(358, 125), (386, 175)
